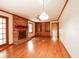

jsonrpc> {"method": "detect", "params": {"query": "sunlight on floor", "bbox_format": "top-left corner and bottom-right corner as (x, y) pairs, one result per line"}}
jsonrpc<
(0, 50), (7, 58)
(51, 30), (58, 42)
(27, 41), (34, 52)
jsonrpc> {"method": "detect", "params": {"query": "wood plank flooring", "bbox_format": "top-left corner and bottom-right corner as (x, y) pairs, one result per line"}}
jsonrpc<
(0, 37), (71, 58)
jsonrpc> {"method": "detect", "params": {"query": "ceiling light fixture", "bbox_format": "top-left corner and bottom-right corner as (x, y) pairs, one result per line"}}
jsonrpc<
(39, 0), (49, 20)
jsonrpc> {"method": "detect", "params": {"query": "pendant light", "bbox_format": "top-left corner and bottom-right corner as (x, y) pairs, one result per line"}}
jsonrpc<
(39, 0), (49, 20)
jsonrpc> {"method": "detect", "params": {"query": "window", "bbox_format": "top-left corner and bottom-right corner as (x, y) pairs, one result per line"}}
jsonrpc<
(0, 17), (7, 45)
(29, 23), (33, 33)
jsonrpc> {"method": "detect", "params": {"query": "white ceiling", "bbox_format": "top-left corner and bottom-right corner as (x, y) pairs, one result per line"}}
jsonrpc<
(0, 0), (66, 22)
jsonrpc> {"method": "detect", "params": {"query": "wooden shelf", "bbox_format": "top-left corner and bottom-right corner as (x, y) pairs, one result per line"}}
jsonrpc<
(15, 26), (28, 29)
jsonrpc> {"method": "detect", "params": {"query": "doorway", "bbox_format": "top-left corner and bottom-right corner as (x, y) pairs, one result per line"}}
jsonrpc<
(51, 22), (59, 41)
(0, 16), (9, 47)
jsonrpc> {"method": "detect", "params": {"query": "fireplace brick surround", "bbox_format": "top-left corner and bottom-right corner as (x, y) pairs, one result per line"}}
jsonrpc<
(13, 15), (28, 45)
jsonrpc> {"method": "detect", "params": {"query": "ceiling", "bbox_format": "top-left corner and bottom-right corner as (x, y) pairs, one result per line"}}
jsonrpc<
(0, 0), (66, 22)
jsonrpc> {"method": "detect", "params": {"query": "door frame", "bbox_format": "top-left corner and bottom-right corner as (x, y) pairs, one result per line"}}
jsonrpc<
(51, 22), (59, 40)
(0, 15), (9, 47)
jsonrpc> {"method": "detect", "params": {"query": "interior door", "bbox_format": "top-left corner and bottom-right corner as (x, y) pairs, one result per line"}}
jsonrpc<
(51, 23), (59, 41)
(0, 16), (8, 46)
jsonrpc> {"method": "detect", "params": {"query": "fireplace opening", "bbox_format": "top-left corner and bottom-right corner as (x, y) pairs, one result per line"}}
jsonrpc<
(18, 31), (26, 40)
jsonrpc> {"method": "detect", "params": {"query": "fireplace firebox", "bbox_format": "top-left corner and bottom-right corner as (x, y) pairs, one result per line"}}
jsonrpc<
(18, 31), (26, 40)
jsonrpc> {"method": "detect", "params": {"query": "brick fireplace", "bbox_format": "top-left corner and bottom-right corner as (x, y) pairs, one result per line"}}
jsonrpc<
(13, 15), (28, 45)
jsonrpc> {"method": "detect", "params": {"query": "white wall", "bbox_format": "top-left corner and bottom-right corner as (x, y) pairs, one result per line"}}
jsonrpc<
(28, 21), (35, 38)
(59, 0), (79, 58)
(0, 11), (13, 44)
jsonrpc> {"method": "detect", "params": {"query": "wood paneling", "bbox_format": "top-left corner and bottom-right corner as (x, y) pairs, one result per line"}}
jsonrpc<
(35, 22), (50, 37)
(45, 22), (50, 32)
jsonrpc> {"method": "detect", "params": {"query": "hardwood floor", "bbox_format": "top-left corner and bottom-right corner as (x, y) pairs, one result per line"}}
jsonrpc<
(0, 37), (71, 58)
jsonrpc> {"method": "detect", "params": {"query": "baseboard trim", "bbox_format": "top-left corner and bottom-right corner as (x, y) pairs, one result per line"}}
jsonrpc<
(59, 40), (72, 58)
